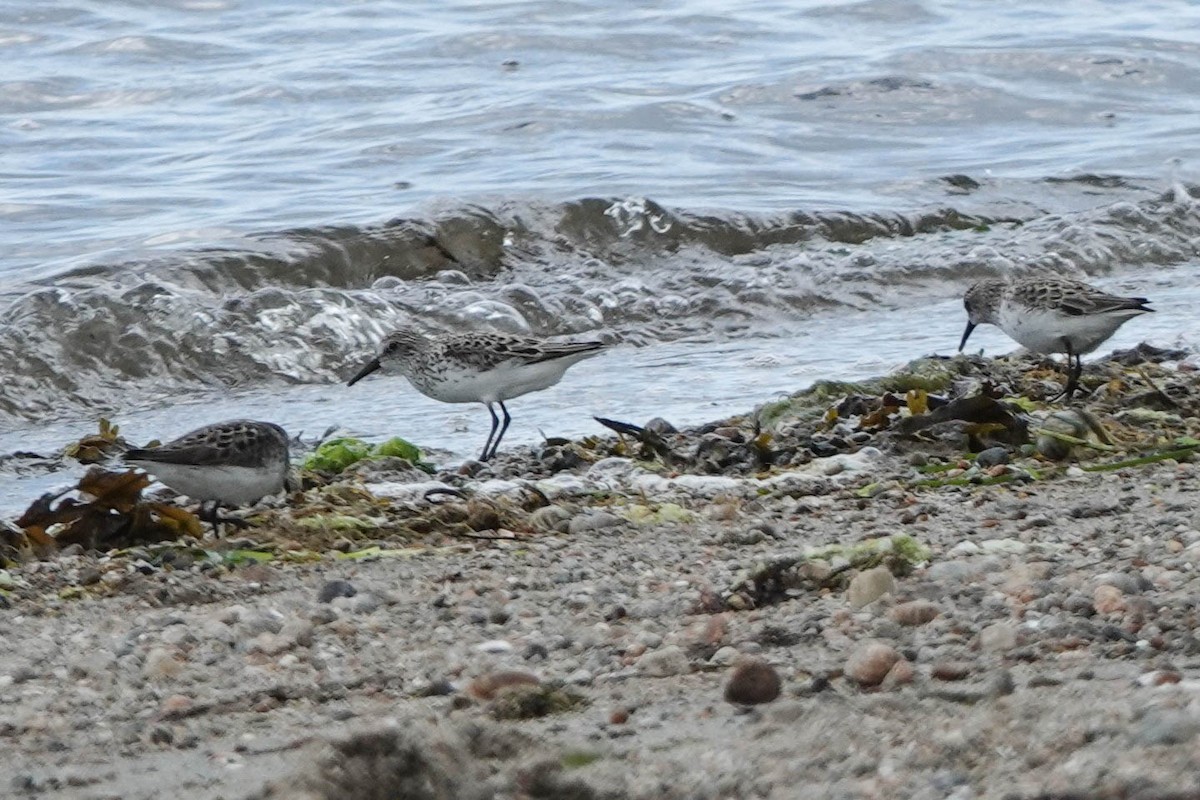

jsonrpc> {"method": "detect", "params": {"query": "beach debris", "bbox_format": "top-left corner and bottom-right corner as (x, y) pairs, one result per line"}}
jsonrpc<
(301, 436), (429, 474)
(1035, 408), (1114, 460)
(487, 683), (588, 720)
(722, 536), (929, 611)
(63, 418), (138, 464)
(12, 467), (203, 556)
(593, 416), (675, 461)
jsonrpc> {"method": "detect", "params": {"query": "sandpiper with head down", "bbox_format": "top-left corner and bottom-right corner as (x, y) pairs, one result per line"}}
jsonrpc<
(123, 419), (291, 534)
(959, 277), (1153, 400)
(347, 326), (606, 462)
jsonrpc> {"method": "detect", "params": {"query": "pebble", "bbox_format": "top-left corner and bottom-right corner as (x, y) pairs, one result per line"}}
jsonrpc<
(1134, 710), (1200, 746)
(568, 511), (623, 535)
(890, 600), (940, 626)
(345, 592), (382, 615)
(157, 694), (194, 719)
(565, 668), (594, 685)
(723, 658), (782, 705)
(142, 647), (184, 681)
(638, 645), (691, 677)
(989, 669), (1015, 697)
(847, 566), (895, 610)
(768, 700), (808, 724)
(932, 662), (972, 681)
(880, 657), (913, 688)
(476, 639), (515, 654)
(845, 641), (900, 687)
(975, 447), (1010, 468)
(978, 538), (1028, 555)
(978, 623), (1018, 652)
(317, 580), (357, 603)
(709, 646), (741, 667)
(1093, 584), (1126, 615)
(467, 670), (540, 700)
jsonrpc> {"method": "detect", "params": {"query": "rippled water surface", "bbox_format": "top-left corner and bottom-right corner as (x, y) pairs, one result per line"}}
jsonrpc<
(2, 0), (1200, 507)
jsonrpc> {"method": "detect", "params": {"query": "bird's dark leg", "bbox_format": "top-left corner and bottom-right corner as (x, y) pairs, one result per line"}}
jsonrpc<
(480, 403), (500, 462)
(486, 402), (513, 461)
(203, 501), (221, 537)
(1062, 340), (1082, 402)
(1048, 340), (1080, 403)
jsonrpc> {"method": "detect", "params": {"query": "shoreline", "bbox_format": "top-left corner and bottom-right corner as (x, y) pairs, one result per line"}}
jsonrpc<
(5, 347), (1200, 799)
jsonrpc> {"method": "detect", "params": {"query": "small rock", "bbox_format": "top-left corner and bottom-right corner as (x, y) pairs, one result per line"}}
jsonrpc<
(644, 417), (677, 436)
(709, 646), (741, 667)
(250, 633), (294, 656)
(158, 694), (194, 718)
(1134, 710), (1200, 746)
(931, 662), (972, 681)
(723, 658), (782, 705)
(142, 647), (184, 681)
(890, 600), (940, 626)
(317, 580), (356, 603)
(845, 641), (900, 687)
(975, 447), (1010, 468)
(346, 592), (382, 615)
(848, 566), (895, 610)
(638, 645), (691, 677)
(1093, 584), (1126, 615)
(475, 639), (515, 655)
(1137, 670), (1183, 687)
(989, 668), (1015, 697)
(468, 670), (540, 701)
(978, 623), (1018, 652)
(768, 700), (808, 723)
(609, 708), (630, 725)
(279, 618), (315, 648)
(568, 511), (623, 535)
(565, 668), (593, 686)
(530, 506), (572, 533)
(882, 658), (915, 689)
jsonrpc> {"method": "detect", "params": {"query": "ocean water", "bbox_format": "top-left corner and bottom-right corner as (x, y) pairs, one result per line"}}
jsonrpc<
(2, 0), (1200, 508)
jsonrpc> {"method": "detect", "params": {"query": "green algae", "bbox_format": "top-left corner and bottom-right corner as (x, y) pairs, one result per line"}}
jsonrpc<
(302, 436), (428, 473)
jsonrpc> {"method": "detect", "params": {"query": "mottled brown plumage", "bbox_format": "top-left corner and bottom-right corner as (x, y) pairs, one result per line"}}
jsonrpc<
(348, 326), (606, 461)
(123, 419), (291, 534)
(960, 277), (1153, 400)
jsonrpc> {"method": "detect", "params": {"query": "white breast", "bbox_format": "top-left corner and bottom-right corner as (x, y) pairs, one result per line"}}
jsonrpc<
(996, 302), (1138, 356)
(128, 462), (285, 506)
(414, 359), (586, 404)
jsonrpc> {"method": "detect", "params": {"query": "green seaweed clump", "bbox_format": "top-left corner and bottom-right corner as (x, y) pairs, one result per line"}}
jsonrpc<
(302, 436), (425, 473)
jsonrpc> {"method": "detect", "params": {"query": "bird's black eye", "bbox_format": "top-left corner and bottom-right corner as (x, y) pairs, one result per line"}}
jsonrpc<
(385, 341), (399, 354)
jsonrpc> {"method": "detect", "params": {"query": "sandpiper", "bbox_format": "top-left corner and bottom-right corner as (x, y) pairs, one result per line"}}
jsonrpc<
(959, 277), (1154, 399)
(123, 419), (291, 534)
(348, 326), (606, 461)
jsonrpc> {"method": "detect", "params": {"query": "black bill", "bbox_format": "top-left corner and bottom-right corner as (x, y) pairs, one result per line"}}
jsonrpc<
(347, 357), (381, 386)
(958, 321), (977, 352)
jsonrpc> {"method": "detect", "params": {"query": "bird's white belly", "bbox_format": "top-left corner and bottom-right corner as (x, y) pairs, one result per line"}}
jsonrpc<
(129, 462), (283, 506)
(997, 304), (1131, 356)
(416, 361), (573, 404)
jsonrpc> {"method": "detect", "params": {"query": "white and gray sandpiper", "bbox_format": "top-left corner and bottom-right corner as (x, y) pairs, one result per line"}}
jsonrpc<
(348, 325), (606, 462)
(122, 419), (291, 534)
(959, 276), (1154, 400)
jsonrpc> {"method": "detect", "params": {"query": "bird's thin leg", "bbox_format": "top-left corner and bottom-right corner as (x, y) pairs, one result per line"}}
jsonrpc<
(487, 402), (513, 461)
(480, 403), (500, 462)
(1064, 342), (1083, 402)
(204, 501), (221, 537)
